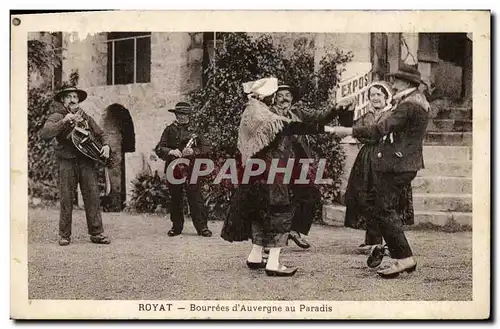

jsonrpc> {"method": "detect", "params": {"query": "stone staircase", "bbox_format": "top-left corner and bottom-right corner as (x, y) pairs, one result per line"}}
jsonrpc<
(324, 104), (473, 228)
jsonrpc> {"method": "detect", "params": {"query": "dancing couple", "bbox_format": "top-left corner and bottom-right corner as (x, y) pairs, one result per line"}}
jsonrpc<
(222, 65), (430, 279)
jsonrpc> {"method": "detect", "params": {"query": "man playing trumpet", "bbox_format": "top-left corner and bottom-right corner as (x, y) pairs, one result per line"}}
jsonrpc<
(40, 87), (111, 246)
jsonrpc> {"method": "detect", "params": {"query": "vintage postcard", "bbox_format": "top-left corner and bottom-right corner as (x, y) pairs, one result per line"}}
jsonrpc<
(11, 10), (490, 320)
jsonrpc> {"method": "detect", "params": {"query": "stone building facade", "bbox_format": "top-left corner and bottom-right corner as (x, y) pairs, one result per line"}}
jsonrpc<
(29, 32), (472, 218)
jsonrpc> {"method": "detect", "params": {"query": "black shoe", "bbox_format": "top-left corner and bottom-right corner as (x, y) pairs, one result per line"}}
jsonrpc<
(367, 244), (386, 268)
(59, 237), (71, 246)
(246, 261), (267, 269)
(168, 229), (182, 237)
(199, 228), (212, 237)
(289, 231), (311, 249)
(265, 266), (298, 277)
(90, 234), (110, 244)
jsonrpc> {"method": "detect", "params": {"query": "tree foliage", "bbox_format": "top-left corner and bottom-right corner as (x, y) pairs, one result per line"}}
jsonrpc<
(27, 36), (77, 202)
(28, 38), (61, 77)
(28, 87), (60, 200)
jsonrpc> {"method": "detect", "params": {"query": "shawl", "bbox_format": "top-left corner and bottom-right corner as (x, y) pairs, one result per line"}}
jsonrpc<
(237, 98), (293, 164)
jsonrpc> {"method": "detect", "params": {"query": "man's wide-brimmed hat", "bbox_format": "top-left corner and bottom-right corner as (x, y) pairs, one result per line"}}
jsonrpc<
(54, 87), (88, 103)
(276, 84), (299, 103)
(168, 102), (192, 114)
(388, 65), (423, 86)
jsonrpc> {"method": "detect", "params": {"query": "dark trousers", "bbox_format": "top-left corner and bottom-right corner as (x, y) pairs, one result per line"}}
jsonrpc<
(365, 171), (417, 259)
(290, 186), (320, 235)
(364, 218), (383, 245)
(167, 181), (208, 234)
(58, 157), (104, 238)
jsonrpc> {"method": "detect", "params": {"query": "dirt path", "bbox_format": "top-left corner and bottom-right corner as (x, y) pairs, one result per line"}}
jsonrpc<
(28, 208), (472, 301)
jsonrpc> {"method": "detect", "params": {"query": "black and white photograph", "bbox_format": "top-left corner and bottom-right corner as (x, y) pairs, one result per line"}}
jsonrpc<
(10, 10), (490, 320)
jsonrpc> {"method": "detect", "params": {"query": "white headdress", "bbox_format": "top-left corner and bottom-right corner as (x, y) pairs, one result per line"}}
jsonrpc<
(242, 77), (279, 99)
(238, 77), (291, 164)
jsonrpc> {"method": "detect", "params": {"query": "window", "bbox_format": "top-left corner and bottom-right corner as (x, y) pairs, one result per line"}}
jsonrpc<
(107, 32), (151, 85)
(438, 33), (466, 66)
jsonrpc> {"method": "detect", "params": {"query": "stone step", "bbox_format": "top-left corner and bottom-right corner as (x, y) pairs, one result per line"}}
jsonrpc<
(424, 132), (472, 146)
(423, 145), (471, 162)
(432, 107), (472, 121)
(412, 176), (472, 194)
(413, 193), (472, 212)
(418, 161), (472, 178)
(323, 204), (472, 227)
(427, 119), (473, 132)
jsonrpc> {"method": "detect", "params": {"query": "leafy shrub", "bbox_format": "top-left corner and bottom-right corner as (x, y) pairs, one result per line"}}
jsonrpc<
(27, 35), (80, 202)
(28, 87), (60, 201)
(127, 171), (171, 214)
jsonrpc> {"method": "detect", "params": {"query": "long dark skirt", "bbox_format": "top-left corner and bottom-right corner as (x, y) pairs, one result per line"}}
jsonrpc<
(221, 184), (292, 246)
(221, 182), (322, 244)
(344, 144), (414, 232)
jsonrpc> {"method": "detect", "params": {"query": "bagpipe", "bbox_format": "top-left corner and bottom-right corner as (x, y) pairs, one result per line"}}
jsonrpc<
(68, 108), (112, 195)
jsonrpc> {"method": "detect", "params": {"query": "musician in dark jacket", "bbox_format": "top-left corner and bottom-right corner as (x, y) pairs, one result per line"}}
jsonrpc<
(155, 102), (212, 237)
(40, 87), (111, 246)
(328, 66), (430, 278)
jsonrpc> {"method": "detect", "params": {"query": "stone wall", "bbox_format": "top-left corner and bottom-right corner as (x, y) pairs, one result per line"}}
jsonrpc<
(250, 32), (371, 64)
(321, 33), (371, 62)
(61, 32), (204, 203)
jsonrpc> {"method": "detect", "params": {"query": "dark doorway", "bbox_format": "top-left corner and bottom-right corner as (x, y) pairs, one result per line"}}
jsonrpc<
(418, 33), (471, 103)
(101, 103), (135, 212)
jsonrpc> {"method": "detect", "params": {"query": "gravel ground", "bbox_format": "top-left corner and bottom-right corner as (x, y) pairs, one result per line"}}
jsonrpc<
(28, 208), (472, 301)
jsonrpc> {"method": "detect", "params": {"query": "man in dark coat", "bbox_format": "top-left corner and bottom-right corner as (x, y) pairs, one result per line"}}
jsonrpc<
(328, 66), (430, 278)
(222, 77), (333, 276)
(40, 87), (111, 246)
(270, 85), (340, 249)
(155, 102), (212, 237)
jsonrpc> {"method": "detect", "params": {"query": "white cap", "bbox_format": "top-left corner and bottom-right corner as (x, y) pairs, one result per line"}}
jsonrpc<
(242, 77), (278, 98)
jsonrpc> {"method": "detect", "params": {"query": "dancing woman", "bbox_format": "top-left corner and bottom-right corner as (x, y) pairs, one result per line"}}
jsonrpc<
(221, 77), (333, 277)
(343, 82), (414, 256)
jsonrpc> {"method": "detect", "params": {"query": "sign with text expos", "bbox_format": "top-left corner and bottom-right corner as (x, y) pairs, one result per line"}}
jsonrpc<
(335, 62), (373, 121)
